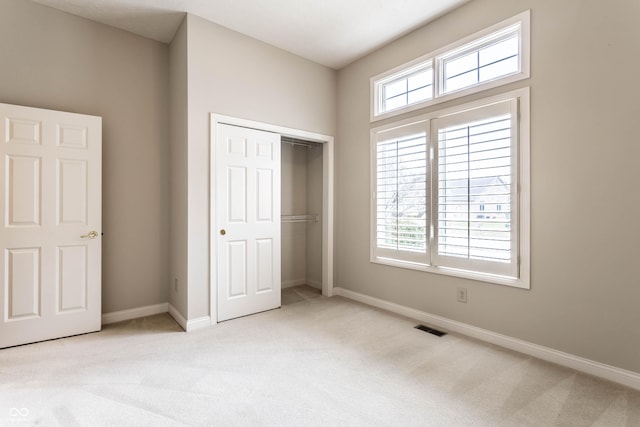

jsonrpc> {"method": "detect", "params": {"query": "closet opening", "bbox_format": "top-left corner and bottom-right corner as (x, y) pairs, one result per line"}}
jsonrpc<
(210, 113), (334, 325)
(281, 137), (323, 300)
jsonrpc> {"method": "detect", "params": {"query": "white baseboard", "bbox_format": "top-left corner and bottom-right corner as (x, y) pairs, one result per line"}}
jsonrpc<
(333, 287), (640, 391)
(102, 303), (169, 325)
(103, 302), (212, 333)
(167, 303), (187, 331)
(167, 304), (213, 332)
(282, 279), (306, 289)
(186, 316), (213, 332)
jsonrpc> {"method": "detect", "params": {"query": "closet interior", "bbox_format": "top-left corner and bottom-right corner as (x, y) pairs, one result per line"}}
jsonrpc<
(281, 137), (323, 290)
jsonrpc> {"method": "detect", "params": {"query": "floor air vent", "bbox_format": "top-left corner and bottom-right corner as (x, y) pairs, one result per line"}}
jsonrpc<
(415, 324), (447, 337)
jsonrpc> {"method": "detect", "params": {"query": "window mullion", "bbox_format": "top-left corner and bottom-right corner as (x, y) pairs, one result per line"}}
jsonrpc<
(394, 141), (400, 250)
(466, 124), (471, 260)
(428, 132), (434, 266)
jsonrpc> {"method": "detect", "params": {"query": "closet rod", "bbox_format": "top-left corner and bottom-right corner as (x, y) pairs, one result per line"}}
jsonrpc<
(283, 140), (312, 148)
(281, 214), (319, 223)
(281, 136), (318, 148)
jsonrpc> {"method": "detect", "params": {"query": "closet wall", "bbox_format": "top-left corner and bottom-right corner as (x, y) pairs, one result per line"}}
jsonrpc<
(281, 141), (323, 289)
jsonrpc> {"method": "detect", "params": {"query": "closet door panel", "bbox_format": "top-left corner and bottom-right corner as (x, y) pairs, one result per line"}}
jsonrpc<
(216, 124), (280, 322)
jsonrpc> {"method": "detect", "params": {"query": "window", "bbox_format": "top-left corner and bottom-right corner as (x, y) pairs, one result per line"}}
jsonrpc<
(371, 10), (530, 121)
(375, 122), (429, 265)
(371, 88), (530, 288)
(377, 63), (434, 115)
(439, 25), (520, 94)
(433, 99), (518, 278)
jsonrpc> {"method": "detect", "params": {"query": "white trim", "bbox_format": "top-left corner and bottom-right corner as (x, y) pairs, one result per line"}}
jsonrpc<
(186, 316), (213, 332)
(101, 303), (211, 333)
(210, 113), (336, 323)
(371, 10), (530, 122)
(282, 279), (307, 289)
(333, 287), (640, 391)
(168, 304), (187, 331)
(101, 303), (168, 325)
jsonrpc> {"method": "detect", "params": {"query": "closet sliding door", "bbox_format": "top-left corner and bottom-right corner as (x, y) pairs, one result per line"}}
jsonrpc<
(215, 123), (281, 322)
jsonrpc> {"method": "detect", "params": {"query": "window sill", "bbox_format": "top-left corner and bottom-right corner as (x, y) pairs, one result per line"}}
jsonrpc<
(371, 256), (530, 289)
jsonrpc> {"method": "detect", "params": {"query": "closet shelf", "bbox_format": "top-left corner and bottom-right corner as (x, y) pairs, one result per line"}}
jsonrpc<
(281, 214), (319, 223)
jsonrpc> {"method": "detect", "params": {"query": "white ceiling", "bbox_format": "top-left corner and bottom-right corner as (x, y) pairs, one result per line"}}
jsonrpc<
(31, 0), (469, 69)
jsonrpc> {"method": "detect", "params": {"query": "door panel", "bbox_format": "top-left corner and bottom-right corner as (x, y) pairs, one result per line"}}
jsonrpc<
(0, 103), (101, 348)
(216, 124), (281, 322)
(57, 124), (88, 149)
(58, 159), (88, 224)
(256, 169), (273, 222)
(6, 118), (40, 145)
(6, 248), (40, 320)
(256, 238), (273, 292)
(227, 166), (247, 223)
(228, 240), (248, 298)
(57, 245), (87, 312)
(6, 155), (41, 226)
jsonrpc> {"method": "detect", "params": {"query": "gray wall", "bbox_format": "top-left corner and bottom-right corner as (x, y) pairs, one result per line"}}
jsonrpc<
(174, 14), (337, 320)
(169, 18), (188, 316)
(281, 143), (308, 287)
(336, 0), (640, 373)
(305, 144), (323, 288)
(0, 0), (171, 314)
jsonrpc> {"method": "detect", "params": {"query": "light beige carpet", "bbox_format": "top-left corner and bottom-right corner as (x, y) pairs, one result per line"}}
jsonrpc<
(1, 285), (639, 426)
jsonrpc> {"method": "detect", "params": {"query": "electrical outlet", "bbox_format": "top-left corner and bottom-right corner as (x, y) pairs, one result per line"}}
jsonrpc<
(457, 287), (468, 303)
(174, 278), (178, 292)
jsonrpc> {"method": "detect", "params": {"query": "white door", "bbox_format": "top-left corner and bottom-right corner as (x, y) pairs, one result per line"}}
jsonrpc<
(216, 124), (281, 322)
(0, 103), (101, 348)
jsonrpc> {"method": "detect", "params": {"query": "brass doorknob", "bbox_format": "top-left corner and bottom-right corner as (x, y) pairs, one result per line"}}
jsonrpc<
(220, 229), (226, 236)
(81, 230), (98, 239)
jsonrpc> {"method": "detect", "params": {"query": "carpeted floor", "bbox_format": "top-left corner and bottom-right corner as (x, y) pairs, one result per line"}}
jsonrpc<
(1, 285), (639, 426)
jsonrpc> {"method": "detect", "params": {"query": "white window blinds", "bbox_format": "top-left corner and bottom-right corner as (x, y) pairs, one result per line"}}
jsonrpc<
(371, 87), (529, 287)
(432, 99), (519, 277)
(373, 124), (429, 265)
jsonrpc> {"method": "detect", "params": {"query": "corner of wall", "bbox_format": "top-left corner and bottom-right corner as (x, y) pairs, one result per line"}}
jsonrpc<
(168, 14), (189, 320)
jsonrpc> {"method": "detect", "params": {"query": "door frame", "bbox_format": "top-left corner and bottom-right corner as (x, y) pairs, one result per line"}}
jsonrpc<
(210, 113), (335, 324)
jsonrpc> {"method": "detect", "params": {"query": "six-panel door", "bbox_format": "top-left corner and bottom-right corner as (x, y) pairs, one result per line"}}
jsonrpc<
(216, 124), (281, 322)
(0, 103), (101, 348)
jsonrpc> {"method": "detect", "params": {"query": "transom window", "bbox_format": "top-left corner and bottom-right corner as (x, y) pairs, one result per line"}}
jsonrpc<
(440, 26), (520, 94)
(371, 10), (530, 121)
(370, 88), (530, 288)
(380, 65), (433, 114)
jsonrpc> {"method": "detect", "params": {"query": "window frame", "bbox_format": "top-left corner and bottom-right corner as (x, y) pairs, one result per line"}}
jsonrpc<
(370, 87), (530, 289)
(371, 10), (530, 122)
